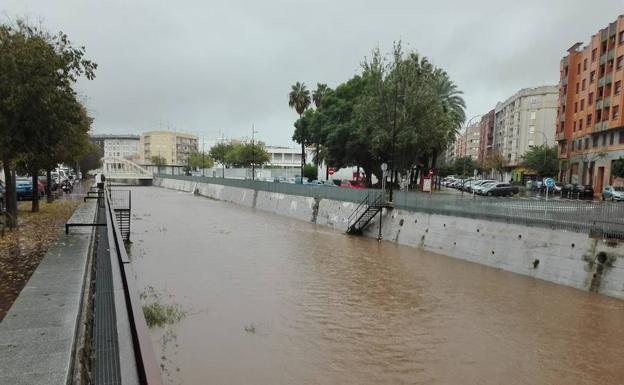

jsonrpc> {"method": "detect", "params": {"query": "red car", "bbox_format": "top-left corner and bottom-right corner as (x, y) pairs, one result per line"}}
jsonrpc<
(339, 180), (365, 189)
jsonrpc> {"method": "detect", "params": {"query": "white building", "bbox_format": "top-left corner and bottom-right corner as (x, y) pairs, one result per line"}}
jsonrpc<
(266, 146), (305, 168)
(91, 134), (140, 160)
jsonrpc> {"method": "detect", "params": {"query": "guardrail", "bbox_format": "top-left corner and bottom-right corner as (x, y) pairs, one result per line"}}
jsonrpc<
(104, 188), (163, 385)
(156, 174), (624, 240)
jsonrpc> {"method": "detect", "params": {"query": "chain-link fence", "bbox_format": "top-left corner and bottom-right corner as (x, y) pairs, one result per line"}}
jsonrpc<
(158, 174), (624, 239)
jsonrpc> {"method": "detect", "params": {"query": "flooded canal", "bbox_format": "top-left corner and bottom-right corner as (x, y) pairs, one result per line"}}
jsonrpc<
(129, 186), (624, 385)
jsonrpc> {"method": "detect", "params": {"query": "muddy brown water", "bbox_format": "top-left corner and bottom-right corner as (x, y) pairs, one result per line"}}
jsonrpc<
(128, 186), (624, 385)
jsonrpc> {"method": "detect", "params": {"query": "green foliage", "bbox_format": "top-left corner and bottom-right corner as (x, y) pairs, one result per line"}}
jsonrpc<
(0, 19), (96, 218)
(224, 143), (270, 168)
(188, 151), (213, 169)
(612, 157), (624, 179)
(209, 143), (234, 166)
(288, 82), (311, 117)
(448, 157), (478, 177)
(303, 163), (318, 180)
(140, 287), (186, 329)
(79, 141), (104, 174)
(521, 145), (558, 178)
(289, 42), (465, 186)
(150, 155), (167, 166)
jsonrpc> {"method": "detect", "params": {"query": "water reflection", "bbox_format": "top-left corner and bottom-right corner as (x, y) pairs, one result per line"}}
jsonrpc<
(130, 186), (624, 385)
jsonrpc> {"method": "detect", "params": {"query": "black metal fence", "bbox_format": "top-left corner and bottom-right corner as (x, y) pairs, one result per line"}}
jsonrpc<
(108, 189), (131, 241)
(157, 174), (624, 239)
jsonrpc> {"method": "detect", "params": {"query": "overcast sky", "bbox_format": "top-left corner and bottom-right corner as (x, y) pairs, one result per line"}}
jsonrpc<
(2, 0), (621, 146)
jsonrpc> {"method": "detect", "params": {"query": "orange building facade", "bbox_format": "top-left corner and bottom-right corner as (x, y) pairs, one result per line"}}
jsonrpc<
(557, 15), (624, 191)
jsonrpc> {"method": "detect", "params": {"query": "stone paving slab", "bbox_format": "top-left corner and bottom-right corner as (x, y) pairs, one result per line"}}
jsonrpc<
(0, 200), (96, 385)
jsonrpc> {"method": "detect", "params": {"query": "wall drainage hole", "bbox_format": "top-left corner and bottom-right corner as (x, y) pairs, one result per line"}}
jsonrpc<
(532, 259), (540, 269)
(518, 234), (522, 239)
(571, 243), (575, 248)
(399, 219), (404, 226)
(491, 250), (495, 255)
(476, 229), (480, 233)
(596, 252), (608, 264)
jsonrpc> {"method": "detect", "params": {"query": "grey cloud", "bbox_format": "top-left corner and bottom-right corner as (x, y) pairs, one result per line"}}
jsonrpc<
(2, 0), (619, 145)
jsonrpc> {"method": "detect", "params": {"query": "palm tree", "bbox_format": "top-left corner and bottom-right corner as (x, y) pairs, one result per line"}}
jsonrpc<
(288, 82), (311, 183)
(312, 83), (329, 108)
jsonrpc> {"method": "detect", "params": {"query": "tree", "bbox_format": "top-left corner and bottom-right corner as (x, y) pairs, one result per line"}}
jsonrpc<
(303, 163), (318, 181)
(223, 143), (270, 168)
(79, 141), (104, 175)
(484, 151), (507, 181)
(0, 20), (96, 220)
(288, 82), (311, 182)
(521, 145), (558, 179)
(188, 151), (213, 170)
(150, 155), (166, 174)
(612, 157), (624, 179)
(209, 142), (234, 177)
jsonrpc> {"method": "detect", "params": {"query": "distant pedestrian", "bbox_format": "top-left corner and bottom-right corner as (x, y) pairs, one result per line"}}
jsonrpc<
(97, 173), (106, 190)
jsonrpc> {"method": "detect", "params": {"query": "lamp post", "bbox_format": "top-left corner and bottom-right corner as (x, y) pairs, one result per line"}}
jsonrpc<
(202, 135), (205, 177)
(251, 124), (258, 180)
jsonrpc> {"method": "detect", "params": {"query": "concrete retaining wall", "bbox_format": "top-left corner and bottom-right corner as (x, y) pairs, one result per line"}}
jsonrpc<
(155, 177), (624, 299)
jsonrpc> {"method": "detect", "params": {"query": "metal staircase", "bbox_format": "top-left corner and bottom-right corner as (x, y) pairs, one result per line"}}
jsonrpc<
(347, 193), (385, 234)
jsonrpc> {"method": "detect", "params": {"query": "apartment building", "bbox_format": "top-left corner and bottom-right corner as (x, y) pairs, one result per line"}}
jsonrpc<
(557, 15), (624, 190)
(444, 130), (467, 165)
(91, 134), (140, 160)
(465, 122), (481, 160)
(493, 85), (558, 181)
(140, 131), (198, 165)
(478, 110), (495, 163)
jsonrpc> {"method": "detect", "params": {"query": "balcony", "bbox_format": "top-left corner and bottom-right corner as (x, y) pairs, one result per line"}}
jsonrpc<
(597, 99), (603, 109)
(610, 21), (618, 36)
(559, 114), (565, 122)
(599, 77), (605, 87)
(562, 56), (569, 67)
(608, 49), (616, 61)
(556, 132), (566, 141)
(606, 73), (613, 84)
(603, 96), (611, 107)
(594, 121), (608, 133)
(601, 29), (609, 41)
(600, 53), (607, 65)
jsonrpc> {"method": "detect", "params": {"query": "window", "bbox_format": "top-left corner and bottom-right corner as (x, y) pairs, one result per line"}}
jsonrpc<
(573, 120), (577, 131)
(587, 114), (593, 126)
(618, 56), (624, 70)
(574, 102), (578, 113)
(592, 48), (598, 61)
(620, 31), (624, 45)
(582, 79), (586, 91)
(585, 138), (590, 149)
(584, 58), (588, 70)
(620, 130), (624, 144)
(594, 135), (599, 147)
(614, 105), (620, 119)
(590, 71), (596, 83)
(529, 126), (535, 133)
(581, 99), (585, 111)
(576, 82), (580, 94)
(611, 131), (615, 145)
(602, 134), (607, 147)
(579, 119), (584, 129)
(530, 111), (536, 120)
(528, 140), (534, 146)
(616, 81), (622, 95)
(577, 63), (581, 74)
(589, 92), (594, 105)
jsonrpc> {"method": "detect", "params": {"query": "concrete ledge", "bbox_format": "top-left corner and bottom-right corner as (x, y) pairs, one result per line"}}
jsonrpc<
(0, 201), (97, 385)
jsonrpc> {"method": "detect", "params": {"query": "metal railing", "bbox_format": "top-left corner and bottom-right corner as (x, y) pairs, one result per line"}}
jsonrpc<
(157, 175), (624, 239)
(104, 188), (163, 385)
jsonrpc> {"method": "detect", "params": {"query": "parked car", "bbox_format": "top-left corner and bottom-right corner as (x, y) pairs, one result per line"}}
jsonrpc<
(482, 183), (518, 196)
(16, 178), (45, 201)
(38, 174), (59, 192)
(468, 179), (496, 193)
(473, 181), (497, 195)
(561, 184), (594, 199)
(602, 185), (624, 201)
(339, 180), (365, 189)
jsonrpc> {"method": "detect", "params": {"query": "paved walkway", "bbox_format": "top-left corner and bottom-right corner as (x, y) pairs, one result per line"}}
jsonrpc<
(0, 201), (96, 385)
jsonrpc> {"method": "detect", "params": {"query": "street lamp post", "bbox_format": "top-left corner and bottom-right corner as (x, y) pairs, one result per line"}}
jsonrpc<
(202, 135), (205, 177)
(251, 124), (258, 181)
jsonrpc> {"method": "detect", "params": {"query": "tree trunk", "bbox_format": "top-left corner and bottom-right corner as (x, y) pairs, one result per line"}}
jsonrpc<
(31, 174), (40, 212)
(46, 169), (53, 203)
(3, 163), (17, 228)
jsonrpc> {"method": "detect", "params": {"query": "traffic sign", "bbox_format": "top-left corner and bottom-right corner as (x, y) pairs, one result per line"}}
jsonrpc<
(328, 167), (336, 175)
(544, 178), (555, 189)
